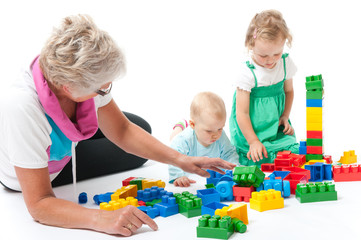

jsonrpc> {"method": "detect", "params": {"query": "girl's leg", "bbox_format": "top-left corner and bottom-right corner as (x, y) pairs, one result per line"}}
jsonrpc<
(51, 112), (151, 187)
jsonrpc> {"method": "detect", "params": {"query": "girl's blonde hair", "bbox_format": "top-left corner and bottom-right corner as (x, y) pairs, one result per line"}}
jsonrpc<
(39, 14), (125, 97)
(190, 92), (226, 121)
(245, 9), (292, 49)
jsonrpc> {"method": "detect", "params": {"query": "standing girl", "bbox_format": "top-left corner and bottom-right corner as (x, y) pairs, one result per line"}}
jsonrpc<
(230, 10), (299, 166)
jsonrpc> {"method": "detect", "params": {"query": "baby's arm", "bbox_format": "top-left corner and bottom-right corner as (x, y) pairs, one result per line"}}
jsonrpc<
(279, 79), (294, 135)
(236, 88), (268, 162)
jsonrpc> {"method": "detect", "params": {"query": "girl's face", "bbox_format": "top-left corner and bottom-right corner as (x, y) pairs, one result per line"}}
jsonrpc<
(251, 36), (286, 69)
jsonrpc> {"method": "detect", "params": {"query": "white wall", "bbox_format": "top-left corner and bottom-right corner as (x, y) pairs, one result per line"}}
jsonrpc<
(1, 0), (359, 160)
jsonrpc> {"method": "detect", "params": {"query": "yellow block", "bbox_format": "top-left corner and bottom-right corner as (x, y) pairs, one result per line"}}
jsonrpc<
(306, 114), (322, 123)
(142, 178), (166, 189)
(116, 185), (138, 198)
(214, 203), (248, 225)
(250, 189), (284, 212)
(306, 122), (322, 131)
(100, 197), (139, 211)
(339, 150), (357, 164)
(306, 107), (322, 115)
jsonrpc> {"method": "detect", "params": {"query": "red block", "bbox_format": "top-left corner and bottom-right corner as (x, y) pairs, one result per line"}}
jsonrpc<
(283, 173), (308, 194)
(282, 166), (311, 180)
(290, 154), (306, 167)
(323, 155), (332, 164)
(233, 186), (255, 202)
(122, 177), (136, 186)
(307, 146), (323, 154)
(261, 163), (275, 172)
(307, 131), (323, 139)
(333, 164), (361, 182)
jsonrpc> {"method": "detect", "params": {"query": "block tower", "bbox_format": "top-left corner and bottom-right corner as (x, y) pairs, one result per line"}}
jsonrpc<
(303, 74), (324, 161)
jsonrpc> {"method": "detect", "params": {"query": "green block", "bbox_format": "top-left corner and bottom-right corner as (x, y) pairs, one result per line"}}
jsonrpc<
(174, 191), (202, 218)
(305, 75), (324, 91)
(129, 177), (144, 190)
(295, 182), (337, 203)
(233, 166), (265, 187)
(205, 183), (215, 189)
(306, 154), (323, 161)
(306, 138), (323, 146)
(197, 215), (234, 239)
(306, 90), (323, 99)
(146, 199), (162, 207)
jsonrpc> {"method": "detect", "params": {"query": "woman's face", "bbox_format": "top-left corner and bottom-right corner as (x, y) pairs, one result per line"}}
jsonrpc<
(69, 82), (112, 102)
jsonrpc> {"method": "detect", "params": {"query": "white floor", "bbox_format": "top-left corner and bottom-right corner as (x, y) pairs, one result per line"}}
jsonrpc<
(1, 160), (360, 240)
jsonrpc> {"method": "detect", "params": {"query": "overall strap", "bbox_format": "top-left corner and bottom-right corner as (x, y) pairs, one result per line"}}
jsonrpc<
(282, 53), (289, 81)
(246, 61), (258, 88)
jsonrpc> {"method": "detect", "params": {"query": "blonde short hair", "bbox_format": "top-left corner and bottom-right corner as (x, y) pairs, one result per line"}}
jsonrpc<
(190, 92), (226, 121)
(39, 14), (125, 97)
(245, 9), (292, 49)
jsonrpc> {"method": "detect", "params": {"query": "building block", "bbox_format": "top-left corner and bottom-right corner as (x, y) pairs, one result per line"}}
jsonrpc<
(202, 202), (229, 216)
(122, 177), (136, 186)
(129, 177), (145, 191)
(196, 215), (235, 239)
(142, 178), (166, 189)
(136, 186), (171, 202)
(333, 164), (361, 182)
(214, 203), (248, 225)
(197, 188), (221, 205)
(205, 183), (215, 189)
(274, 153), (293, 171)
(257, 174), (291, 197)
(306, 99), (323, 107)
(307, 146), (323, 155)
(174, 191), (202, 218)
(281, 167), (310, 180)
(283, 173), (308, 194)
(138, 200), (146, 206)
(145, 198), (162, 207)
(307, 131), (323, 139)
(299, 141), (307, 155)
(78, 192), (87, 204)
(232, 186), (255, 202)
(304, 163), (332, 181)
(232, 166), (265, 187)
(270, 171), (291, 179)
(306, 154), (323, 161)
(93, 192), (114, 205)
(100, 196), (139, 211)
(154, 195), (179, 217)
(112, 185), (138, 200)
(137, 206), (160, 219)
(306, 122), (322, 131)
(305, 74), (324, 90)
(261, 163), (275, 172)
(338, 150), (357, 164)
(307, 138), (323, 146)
(323, 155), (332, 164)
(206, 170), (233, 186)
(306, 107), (322, 116)
(250, 189), (284, 212)
(216, 175), (235, 201)
(306, 89), (323, 99)
(295, 182), (337, 203)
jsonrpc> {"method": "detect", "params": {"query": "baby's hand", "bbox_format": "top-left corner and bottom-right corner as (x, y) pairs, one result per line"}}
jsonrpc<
(173, 176), (196, 187)
(279, 116), (294, 135)
(247, 140), (268, 162)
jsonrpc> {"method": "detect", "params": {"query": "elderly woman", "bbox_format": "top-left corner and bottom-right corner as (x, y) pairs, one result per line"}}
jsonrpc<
(0, 15), (235, 236)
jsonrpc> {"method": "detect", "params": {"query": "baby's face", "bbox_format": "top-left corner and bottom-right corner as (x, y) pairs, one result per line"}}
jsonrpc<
(252, 36), (285, 69)
(192, 114), (226, 147)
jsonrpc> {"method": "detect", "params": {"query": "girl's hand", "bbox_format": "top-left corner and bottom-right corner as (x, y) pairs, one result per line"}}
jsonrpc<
(173, 176), (196, 187)
(279, 116), (294, 135)
(247, 140), (268, 162)
(95, 205), (158, 236)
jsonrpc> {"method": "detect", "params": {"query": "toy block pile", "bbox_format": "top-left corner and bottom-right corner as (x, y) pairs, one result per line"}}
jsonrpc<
(303, 74), (324, 161)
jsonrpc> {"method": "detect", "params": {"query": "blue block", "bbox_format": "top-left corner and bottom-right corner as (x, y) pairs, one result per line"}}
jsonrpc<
(154, 195), (179, 217)
(93, 192), (114, 205)
(201, 202), (229, 215)
(305, 163), (324, 182)
(197, 188), (221, 205)
(257, 173), (291, 197)
(138, 206), (160, 219)
(306, 99), (323, 107)
(270, 171), (291, 180)
(78, 192), (88, 204)
(323, 164), (332, 180)
(206, 169), (233, 185)
(136, 186), (171, 202)
(299, 141), (307, 155)
(215, 175), (235, 201)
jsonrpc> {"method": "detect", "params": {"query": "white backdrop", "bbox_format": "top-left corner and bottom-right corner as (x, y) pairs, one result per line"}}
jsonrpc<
(0, 0), (360, 160)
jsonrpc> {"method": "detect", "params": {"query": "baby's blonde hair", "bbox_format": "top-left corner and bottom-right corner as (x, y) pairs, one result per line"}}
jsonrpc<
(190, 92), (226, 122)
(39, 14), (125, 97)
(245, 9), (292, 49)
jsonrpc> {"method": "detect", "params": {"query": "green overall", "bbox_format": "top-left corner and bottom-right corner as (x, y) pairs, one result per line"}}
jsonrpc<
(229, 54), (299, 166)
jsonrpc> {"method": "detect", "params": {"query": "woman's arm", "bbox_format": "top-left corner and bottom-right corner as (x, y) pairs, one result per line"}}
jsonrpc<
(15, 166), (157, 236)
(235, 88), (268, 162)
(97, 100), (235, 177)
(279, 79), (294, 135)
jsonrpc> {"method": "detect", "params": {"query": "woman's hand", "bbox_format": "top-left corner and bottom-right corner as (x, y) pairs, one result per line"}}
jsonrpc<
(95, 205), (158, 236)
(279, 116), (294, 135)
(173, 176), (196, 187)
(247, 140), (268, 162)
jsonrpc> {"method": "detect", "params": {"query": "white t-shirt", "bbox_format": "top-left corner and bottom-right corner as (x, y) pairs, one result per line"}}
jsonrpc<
(234, 55), (297, 92)
(0, 62), (112, 191)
